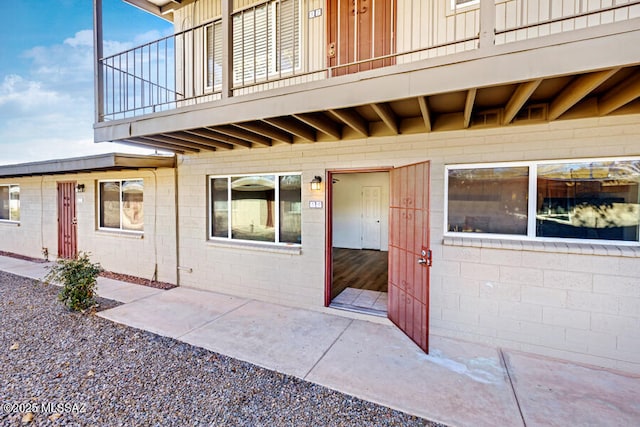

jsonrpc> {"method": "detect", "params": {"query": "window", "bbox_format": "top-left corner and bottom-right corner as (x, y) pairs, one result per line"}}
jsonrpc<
(99, 180), (144, 232)
(446, 158), (640, 243)
(452, 0), (479, 9)
(447, 166), (529, 235)
(232, 0), (301, 86)
(205, 20), (222, 90)
(0, 185), (20, 222)
(210, 173), (302, 244)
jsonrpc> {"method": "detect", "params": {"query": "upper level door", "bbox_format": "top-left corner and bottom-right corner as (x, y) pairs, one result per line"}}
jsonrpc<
(57, 182), (77, 259)
(327, 0), (396, 76)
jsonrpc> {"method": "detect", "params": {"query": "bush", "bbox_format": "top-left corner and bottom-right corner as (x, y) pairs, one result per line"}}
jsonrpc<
(45, 252), (103, 312)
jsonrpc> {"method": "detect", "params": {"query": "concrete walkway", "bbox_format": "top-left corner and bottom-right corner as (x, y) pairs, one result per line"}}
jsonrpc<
(2, 255), (639, 426)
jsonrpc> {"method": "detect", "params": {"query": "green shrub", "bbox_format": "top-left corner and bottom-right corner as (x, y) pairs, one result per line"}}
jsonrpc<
(45, 252), (103, 312)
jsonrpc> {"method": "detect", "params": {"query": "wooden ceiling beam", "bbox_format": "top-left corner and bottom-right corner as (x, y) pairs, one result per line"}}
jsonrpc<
(139, 135), (211, 152)
(328, 108), (369, 137)
(293, 113), (341, 140)
(503, 79), (543, 125)
(599, 72), (640, 116)
(549, 68), (620, 121)
(170, 132), (234, 150)
(234, 122), (293, 144)
(213, 125), (272, 146)
(417, 96), (432, 132)
(463, 88), (477, 128)
(186, 128), (252, 148)
(263, 117), (316, 142)
(371, 103), (398, 134)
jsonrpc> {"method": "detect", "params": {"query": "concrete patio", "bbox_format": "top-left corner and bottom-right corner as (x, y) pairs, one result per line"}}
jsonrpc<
(2, 254), (638, 426)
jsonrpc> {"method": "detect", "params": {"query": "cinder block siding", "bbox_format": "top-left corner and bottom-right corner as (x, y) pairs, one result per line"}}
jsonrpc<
(0, 169), (177, 284)
(177, 113), (640, 374)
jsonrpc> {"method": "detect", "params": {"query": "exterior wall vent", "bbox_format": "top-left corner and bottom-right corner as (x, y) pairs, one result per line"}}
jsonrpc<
(471, 109), (502, 127)
(515, 104), (548, 122)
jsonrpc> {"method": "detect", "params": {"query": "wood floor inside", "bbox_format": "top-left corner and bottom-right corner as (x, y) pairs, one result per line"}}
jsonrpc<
(331, 248), (388, 299)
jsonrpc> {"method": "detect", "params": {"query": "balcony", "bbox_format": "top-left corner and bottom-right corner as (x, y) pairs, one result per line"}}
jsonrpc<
(94, 0), (640, 153)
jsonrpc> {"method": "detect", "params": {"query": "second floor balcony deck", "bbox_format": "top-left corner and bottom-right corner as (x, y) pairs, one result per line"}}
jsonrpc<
(94, 0), (640, 152)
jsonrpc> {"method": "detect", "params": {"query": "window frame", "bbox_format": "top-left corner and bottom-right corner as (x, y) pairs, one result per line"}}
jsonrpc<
(449, 0), (480, 12)
(444, 157), (640, 245)
(97, 178), (144, 233)
(0, 184), (20, 223)
(208, 172), (302, 246)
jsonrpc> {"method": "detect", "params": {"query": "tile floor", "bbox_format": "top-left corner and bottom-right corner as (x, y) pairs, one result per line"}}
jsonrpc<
(331, 287), (388, 314)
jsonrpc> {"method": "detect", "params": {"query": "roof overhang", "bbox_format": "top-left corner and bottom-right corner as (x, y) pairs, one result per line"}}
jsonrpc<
(122, 0), (179, 22)
(0, 153), (176, 178)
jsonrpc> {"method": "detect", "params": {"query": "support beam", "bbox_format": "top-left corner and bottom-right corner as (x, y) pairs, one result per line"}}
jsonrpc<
(549, 68), (620, 121)
(371, 103), (398, 134)
(235, 122), (293, 144)
(503, 79), (543, 125)
(263, 117), (316, 142)
(599, 72), (640, 116)
(123, 138), (190, 154)
(463, 88), (477, 128)
(417, 96), (432, 132)
(93, 0), (104, 123)
(170, 132), (234, 150)
(221, 0), (233, 99)
(293, 113), (341, 140)
(214, 125), (272, 146)
(186, 128), (252, 148)
(328, 108), (369, 137)
(479, 0), (496, 48)
(139, 135), (213, 152)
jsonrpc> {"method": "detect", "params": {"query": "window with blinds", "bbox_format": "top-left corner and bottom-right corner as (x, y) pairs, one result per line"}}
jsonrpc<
(232, 0), (301, 87)
(205, 20), (223, 90)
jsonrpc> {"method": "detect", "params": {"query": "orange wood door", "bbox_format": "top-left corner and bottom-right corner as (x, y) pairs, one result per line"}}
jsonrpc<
(388, 161), (430, 352)
(327, 0), (395, 76)
(57, 182), (77, 259)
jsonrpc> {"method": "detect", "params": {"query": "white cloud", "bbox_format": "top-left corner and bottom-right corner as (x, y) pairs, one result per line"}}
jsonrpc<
(0, 30), (158, 165)
(64, 30), (94, 48)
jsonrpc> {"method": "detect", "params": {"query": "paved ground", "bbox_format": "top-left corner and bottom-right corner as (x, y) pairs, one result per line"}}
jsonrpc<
(2, 255), (640, 426)
(1, 272), (439, 426)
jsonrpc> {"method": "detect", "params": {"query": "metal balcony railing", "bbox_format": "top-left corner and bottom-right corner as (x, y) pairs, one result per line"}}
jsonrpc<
(97, 0), (640, 122)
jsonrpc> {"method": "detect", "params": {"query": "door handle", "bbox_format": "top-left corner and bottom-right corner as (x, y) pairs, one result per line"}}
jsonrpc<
(418, 248), (432, 267)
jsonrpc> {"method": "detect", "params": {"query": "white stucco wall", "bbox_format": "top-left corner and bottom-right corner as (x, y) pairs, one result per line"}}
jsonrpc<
(176, 113), (640, 374)
(0, 168), (177, 284)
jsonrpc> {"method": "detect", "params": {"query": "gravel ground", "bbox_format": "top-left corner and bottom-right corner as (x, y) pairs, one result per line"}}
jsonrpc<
(0, 272), (444, 426)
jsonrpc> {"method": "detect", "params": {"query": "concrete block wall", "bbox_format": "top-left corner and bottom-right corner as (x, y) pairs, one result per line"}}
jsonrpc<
(177, 113), (640, 374)
(0, 169), (177, 284)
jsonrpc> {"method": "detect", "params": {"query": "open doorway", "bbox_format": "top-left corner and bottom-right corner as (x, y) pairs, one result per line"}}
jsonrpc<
(327, 170), (390, 316)
(325, 162), (432, 352)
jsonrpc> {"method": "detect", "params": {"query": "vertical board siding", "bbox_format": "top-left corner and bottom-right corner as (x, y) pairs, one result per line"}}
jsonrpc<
(396, 0), (479, 64)
(495, 0), (638, 44)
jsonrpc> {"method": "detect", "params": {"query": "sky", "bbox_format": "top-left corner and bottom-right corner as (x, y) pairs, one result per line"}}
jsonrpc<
(0, 0), (173, 165)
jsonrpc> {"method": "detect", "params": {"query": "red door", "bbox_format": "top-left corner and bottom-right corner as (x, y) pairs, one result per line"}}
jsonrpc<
(57, 182), (77, 259)
(388, 161), (430, 352)
(327, 0), (396, 76)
